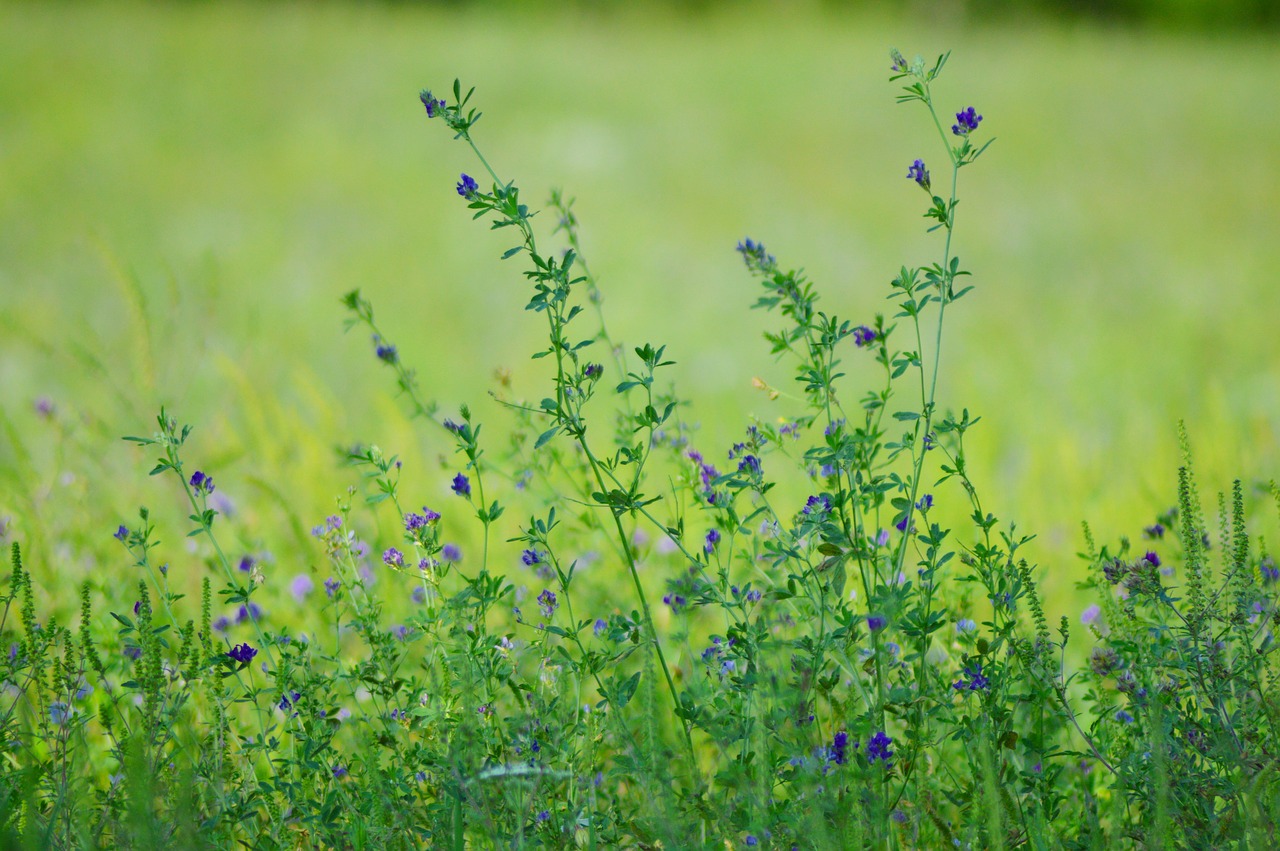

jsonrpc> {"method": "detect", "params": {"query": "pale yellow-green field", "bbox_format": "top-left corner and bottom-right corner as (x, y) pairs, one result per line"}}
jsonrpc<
(2, 1), (1278, 631)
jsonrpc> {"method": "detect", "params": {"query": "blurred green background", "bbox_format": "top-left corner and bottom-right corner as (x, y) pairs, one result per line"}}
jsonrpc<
(2, 1), (1278, 623)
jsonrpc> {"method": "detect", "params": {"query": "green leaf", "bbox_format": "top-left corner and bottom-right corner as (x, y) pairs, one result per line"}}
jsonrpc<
(534, 427), (559, 450)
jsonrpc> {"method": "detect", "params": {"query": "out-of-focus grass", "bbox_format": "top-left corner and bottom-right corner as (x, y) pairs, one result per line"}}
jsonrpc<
(2, 1), (1278, 622)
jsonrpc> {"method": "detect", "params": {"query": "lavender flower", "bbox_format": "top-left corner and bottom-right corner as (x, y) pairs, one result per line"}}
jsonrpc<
(583, 362), (603, 380)
(227, 643), (257, 665)
(457, 173), (479, 199)
(324, 577), (340, 597)
(593, 618), (607, 636)
(235, 603), (262, 624)
(382, 548), (404, 568)
(803, 494), (831, 517)
(538, 589), (558, 619)
(374, 339), (398, 363)
(867, 731), (894, 766)
(451, 473), (471, 497)
(442, 543), (462, 562)
(189, 470), (215, 495)
(412, 586), (427, 605)
(521, 549), (544, 567)
(952, 661), (990, 692)
(332, 764), (348, 779)
(853, 325), (877, 347)
(737, 454), (761, 475)
(1144, 523), (1166, 539)
(1262, 556), (1279, 583)
(867, 615), (887, 632)
(907, 158), (930, 191)
(829, 730), (851, 765)
(419, 90), (445, 118)
(1081, 604), (1101, 626)
(113, 525), (129, 542)
(951, 106), (983, 136)
(890, 48), (908, 73)
(735, 237), (776, 272)
(405, 507), (442, 531)
(704, 529), (721, 554)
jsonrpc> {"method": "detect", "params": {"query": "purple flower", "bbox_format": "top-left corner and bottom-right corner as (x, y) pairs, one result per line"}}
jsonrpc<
(133, 601), (141, 616)
(875, 529), (891, 548)
(737, 454), (761, 475)
(290, 575), (314, 602)
(735, 238), (776, 272)
(412, 586), (427, 605)
(443, 418), (464, 433)
(704, 529), (721, 554)
(374, 338), (398, 363)
(419, 90), (445, 118)
(907, 158), (930, 191)
(593, 618), (608, 636)
(853, 325), (877, 347)
(952, 106), (983, 136)
(1115, 709), (1134, 724)
(279, 691), (302, 712)
(955, 618), (977, 633)
(663, 593), (687, 613)
(745, 836), (758, 847)
(745, 589), (762, 604)
(1144, 523), (1166, 539)
(538, 589), (558, 619)
(536, 809), (550, 823)
(382, 548), (404, 568)
(1081, 604), (1101, 626)
(451, 473), (471, 498)
(113, 524), (129, 542)
(405, 508), (441, 531)
(1261, 556), (1279, 583)
(226, 643), (257, 665)
(189, 470), (215, 495)
(332, 764), (348, 779)
(49, 702), (71, 726)
(324, 577), (340, 597)
(442, 543), (462, 562)
(867, 731), (894, 766)
(952, 661), (990, 692)
(916, 494), (933, 512)
(583, 362), (603, 380)
(867, 615), (887, 632)
(803, 494), (831, 517)
(236, 603), (262, 624)
(1143, 551), (1161, 569)
(521, 549), (544, 567)
(457, 173), (479, 199)
(829, 730), (851, 765)
(890, 48), (908, 73)
(212, 616), (230, 633)
(238, 555), (255, 573)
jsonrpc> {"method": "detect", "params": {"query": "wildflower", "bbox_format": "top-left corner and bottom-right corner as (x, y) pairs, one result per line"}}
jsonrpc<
(419, 89), (445, 118)
(735, 237), (776, 272)
(405, 508), (441, 531)
(227, 643), (257, 665)
(49, 702), (71, 726)
(803, 494), (831, 517)
(890, 48), (908, 73)
(1144, 523), (1166, 539)
(745, 589), (762, 604)
(955, 618), (977, 633)
(745, 837), (758, 847)
(583, 362), (603, 380)
(663, 593), (687, 613)
(891, 810), (908, 824)
(916, 494), (933, 512)
(829, 730), (851, 765)
(951, 106), (983, 136)
(593, 618), (607, 636)
(34, 397), (55, 418)
(412, 586), (427, 605)
(279, 691), (301, 712)
(952, 661), (990, 692)
(324, 577), (340, 597)
(212, 616), (230, 633)
(536, 809), (550, 822)
(236, 602), (262, 623)
(720, 659), (736, 676)
(443, 418), (464, 433)
(189, 470), (215, 495)
(852, 325), (877, 348)
(1081, 604), (1101, 626)
(383, 548), (404, 568)
(737, 454), (761, 475)
(1115, 709), (1134, 724)
(123, 645), (142, 661)
(451, 473), (471, 497)
(521, 549), (544, 567)
(457, 173), (479, 199)
(332, 764), (348, 779)
(391, 624), (412, 641)
(895, 514), (916, 533)
(867, 615), (886, 632)
(867, 731), (894, 766)
(133, 601), (141, 616)
(1260, 556), (1279, 583)
(875, 529), (891, 548)
(1142, 551), (1161, 568)
(538, 589), (558, 619)
(238, 555), (255, 573)
(441, 543), (461, 562)
(907, 158), (930, 191)
(704, 529), (721, 554)
(1089, 647), (1120, 677)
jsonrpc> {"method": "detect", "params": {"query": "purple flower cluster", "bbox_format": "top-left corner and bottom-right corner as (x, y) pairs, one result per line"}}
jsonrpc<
(952, 661), (990, 692)
(735, 237), (776, 273)
(419, 90), (445, 118)
(952, 106), (983, 136)
(537, 589), (558, 620)
(189, 470), (215, 495)
(372, 336), (398, 364)
(867, 731), (893, 766)
(383, 548), (405, 568)
(457, 173), (479, 199)
(405, 507), (442, 531)
(583, 362), (603, 380)
(1261, 556), (1279, 583)
(803, 494), (831, 517)
(853, 325), (877, 347)
(829, 730), (851, 765)
(907, 158), (930, 191)
(704, 529), (721, 554)
(227, 643), (257, 664)
(451, 473), (471, 498)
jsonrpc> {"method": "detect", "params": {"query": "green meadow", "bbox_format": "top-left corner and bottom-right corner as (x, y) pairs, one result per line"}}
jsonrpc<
(3, 0), (1279, 626)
